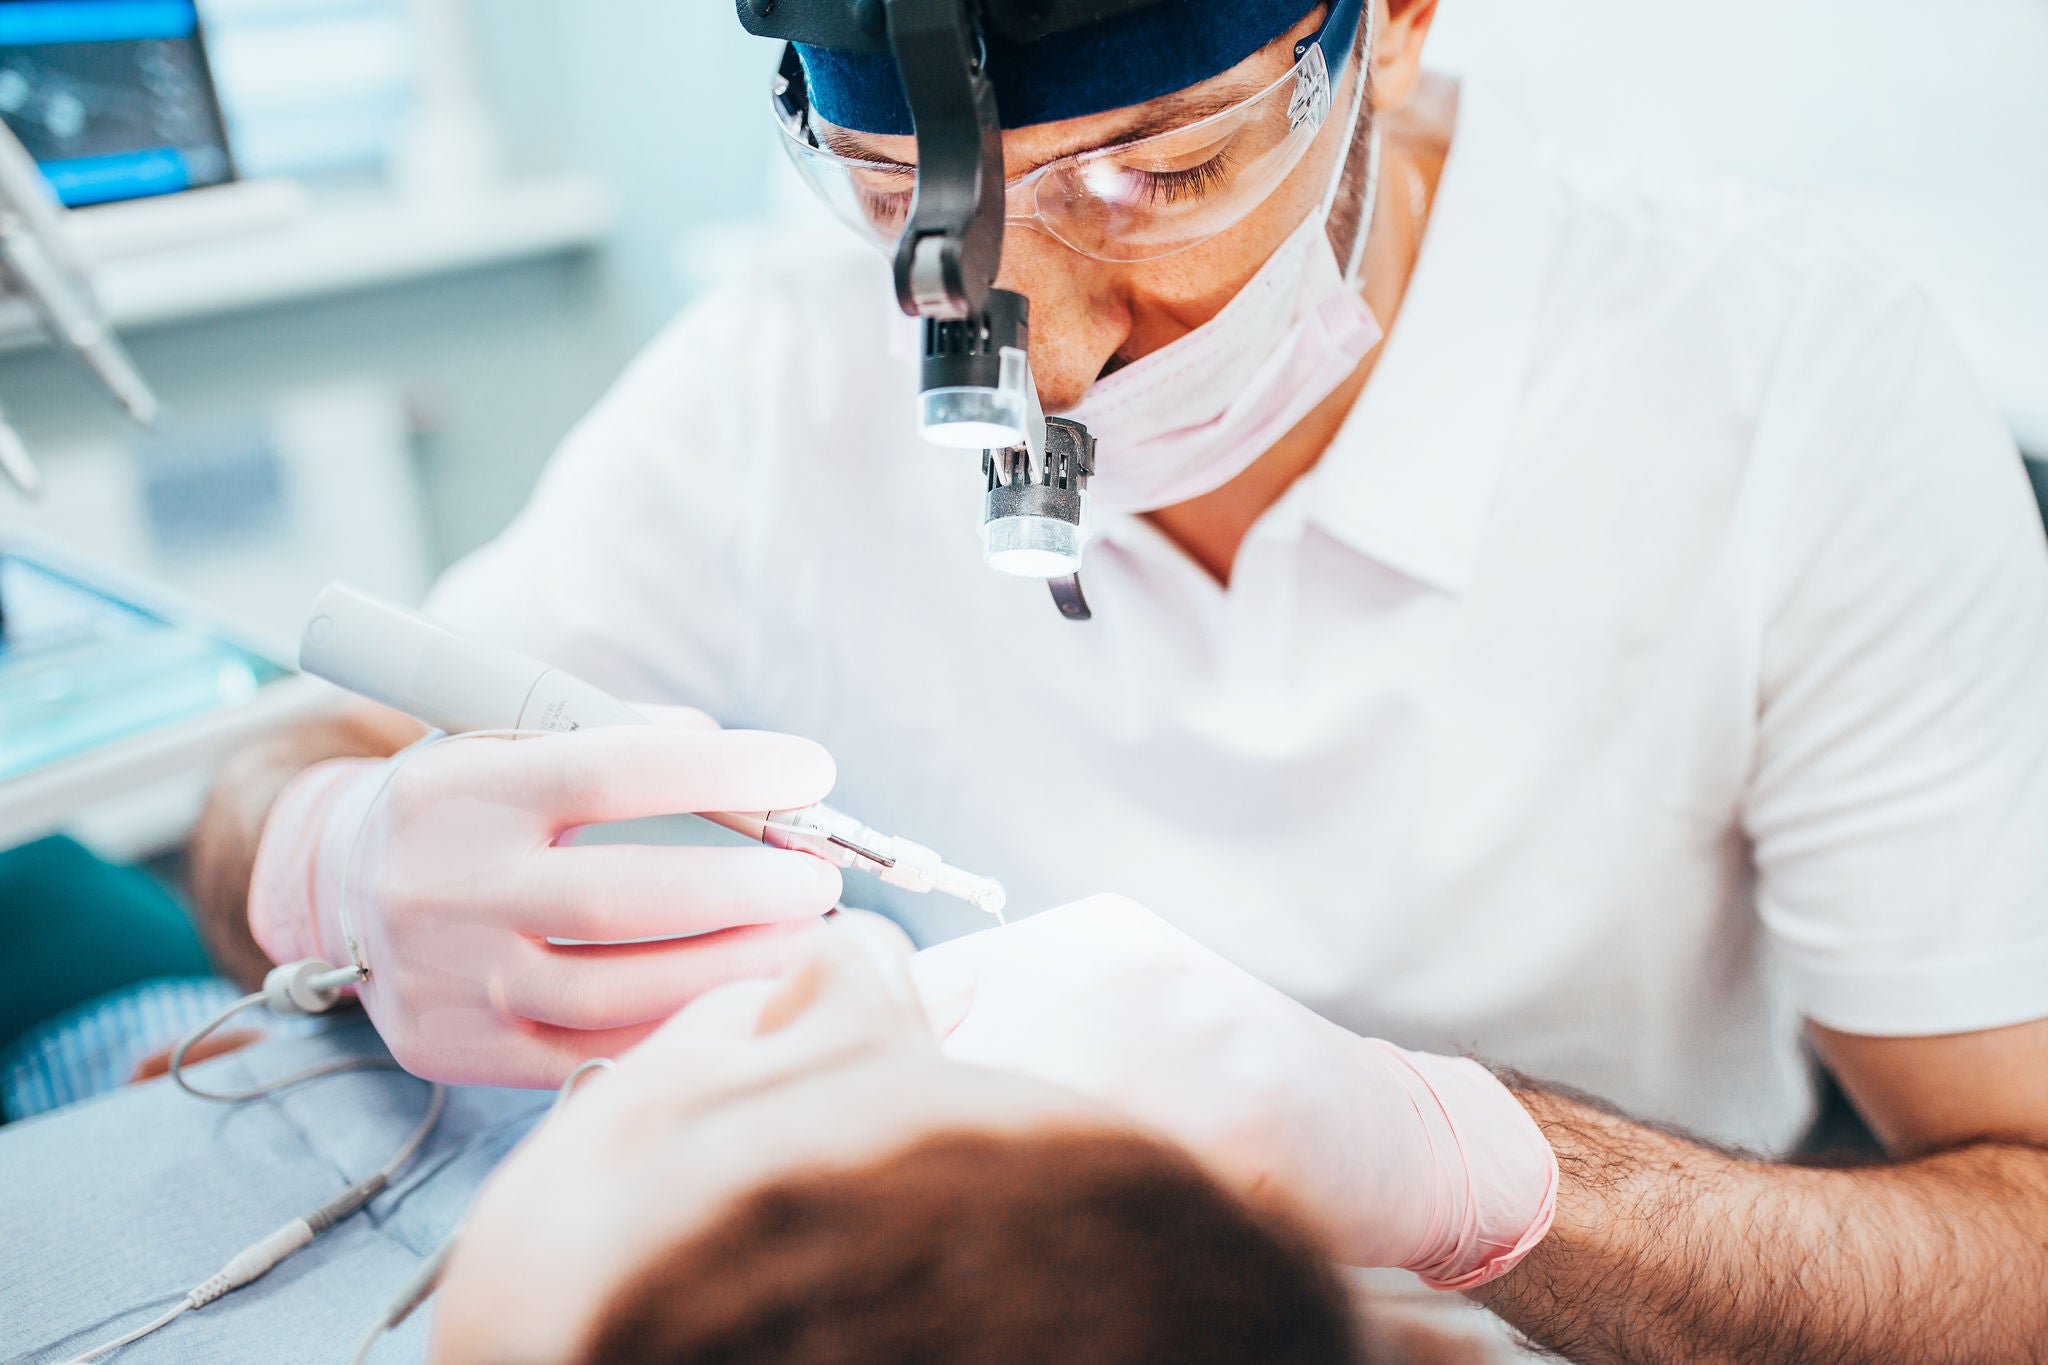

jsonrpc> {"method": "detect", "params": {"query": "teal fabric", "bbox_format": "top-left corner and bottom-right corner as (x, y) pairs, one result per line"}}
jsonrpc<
(0, 976), (252, 1120)
(0, 837), (212, 1067)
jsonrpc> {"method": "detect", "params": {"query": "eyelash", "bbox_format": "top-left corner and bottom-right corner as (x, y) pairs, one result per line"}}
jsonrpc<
(1133, 150), (1235, 206)
(858, 182), (912, 222)
(852, 144), (1234, 223)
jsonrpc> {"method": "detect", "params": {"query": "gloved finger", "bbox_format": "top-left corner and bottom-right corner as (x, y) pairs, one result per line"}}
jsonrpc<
(490, 918), (827, 1031)
(370, 1002), (665, 1089)
(465, 726), (837, 826)
(630, 703), (721, 730)
(501, 1019), (669, 1091)
(755, 909), (922, 1036)
(494, 844), (842, 941)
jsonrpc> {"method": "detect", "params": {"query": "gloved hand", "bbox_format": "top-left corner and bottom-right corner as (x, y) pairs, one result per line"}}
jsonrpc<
(910, 895), (1558, 1288)
(247, 706), (843, 1088)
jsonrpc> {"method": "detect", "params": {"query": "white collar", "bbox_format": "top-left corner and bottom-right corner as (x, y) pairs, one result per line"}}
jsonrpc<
(1297, 81), (1558, 595)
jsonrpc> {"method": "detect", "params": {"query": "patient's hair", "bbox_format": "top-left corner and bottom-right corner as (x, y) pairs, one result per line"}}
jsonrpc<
(580, 1127), (1367, 1365)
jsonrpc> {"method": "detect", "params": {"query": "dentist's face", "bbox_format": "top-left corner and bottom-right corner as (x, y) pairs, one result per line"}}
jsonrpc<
(816, 2), (1437, 411)
(431, 913), (1129, 1365)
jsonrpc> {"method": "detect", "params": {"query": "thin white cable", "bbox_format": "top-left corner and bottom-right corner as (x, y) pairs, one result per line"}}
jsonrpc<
(63, 953), (453, 1360)
(62, 1301), (189, 1363)
(63, 1071), (449, 1361)
(70, 730), (651, 1362)
(169, 991), (390, 1103)
(62, 1073), (448, 1362)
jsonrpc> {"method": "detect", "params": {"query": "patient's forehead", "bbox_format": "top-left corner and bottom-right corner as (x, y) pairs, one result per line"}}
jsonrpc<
(431, 1045), (1129, 1365)
(631, 1046), (1130, 1197)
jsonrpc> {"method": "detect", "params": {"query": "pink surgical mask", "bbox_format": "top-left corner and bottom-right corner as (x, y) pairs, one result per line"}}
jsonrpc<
(1069, 204), (1383, 515)
(1067, 0), (1386, 522)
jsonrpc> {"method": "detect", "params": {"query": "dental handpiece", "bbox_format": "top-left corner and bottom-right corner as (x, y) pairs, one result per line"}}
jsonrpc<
(0, 122), (163, 431)
(297, 584), (1006, 917)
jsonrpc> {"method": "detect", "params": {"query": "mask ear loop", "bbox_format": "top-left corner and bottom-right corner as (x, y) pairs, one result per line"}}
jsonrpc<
(1344, 125), (1385, 287)
(1318, 0), (1382, 288)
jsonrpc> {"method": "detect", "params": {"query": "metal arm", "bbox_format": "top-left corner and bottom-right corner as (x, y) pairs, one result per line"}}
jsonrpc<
(0, 121), (163, 496)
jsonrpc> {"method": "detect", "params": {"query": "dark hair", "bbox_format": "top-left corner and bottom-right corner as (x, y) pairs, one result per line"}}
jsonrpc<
(581, 1127), (1368, 1365)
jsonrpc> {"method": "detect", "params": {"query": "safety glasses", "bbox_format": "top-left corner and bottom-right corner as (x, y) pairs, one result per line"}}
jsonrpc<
(771, 2), (1359, 264)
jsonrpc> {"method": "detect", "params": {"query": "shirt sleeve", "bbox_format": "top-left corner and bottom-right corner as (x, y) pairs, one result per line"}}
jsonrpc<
(1744, 281), (2048, 1037)
(424, 285), (787, 721)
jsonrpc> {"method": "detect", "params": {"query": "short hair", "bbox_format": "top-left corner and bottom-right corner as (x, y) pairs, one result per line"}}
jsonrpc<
(581, 1127), (1368, 1365)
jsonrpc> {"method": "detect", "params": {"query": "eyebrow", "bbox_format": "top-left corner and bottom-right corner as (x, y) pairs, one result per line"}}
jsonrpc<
(817, 79), (1268, 175)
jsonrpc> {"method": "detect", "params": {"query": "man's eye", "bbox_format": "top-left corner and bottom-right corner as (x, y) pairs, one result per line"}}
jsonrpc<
(1132, 150), (1235, 206)
(858, 188), (910, 228)
(850, 170), (913, 226)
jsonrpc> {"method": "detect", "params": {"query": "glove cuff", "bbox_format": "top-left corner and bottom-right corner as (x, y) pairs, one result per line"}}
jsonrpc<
(1372, 1042), (1559, 1292)
(247, 758), (386, 968)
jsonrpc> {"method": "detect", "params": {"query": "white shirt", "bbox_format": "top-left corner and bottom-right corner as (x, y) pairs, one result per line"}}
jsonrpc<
(432, 87), (2048, 1165)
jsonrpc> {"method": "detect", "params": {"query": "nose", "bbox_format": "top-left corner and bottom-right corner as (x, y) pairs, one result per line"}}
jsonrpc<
(996, 227), (1130, 415)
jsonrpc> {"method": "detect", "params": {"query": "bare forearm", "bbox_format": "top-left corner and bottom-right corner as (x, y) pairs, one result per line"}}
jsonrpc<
(187, 704), (421, 987)
(1473, 1084), (2048, 1364)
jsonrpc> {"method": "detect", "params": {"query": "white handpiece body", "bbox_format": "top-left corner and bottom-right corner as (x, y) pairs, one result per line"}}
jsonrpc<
(297, 585), (1006, 914)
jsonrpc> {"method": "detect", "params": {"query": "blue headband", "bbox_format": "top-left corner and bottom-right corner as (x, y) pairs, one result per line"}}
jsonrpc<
(797, 1), (1327, 136)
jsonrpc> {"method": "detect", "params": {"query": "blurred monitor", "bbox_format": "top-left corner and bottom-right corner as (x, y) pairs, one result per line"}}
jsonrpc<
(0, 0), (233, 206)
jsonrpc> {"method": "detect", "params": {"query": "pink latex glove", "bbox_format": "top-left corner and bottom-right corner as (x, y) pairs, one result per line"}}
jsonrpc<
(910, 895), (1558, 1288)
(247, 706), (843, 1088)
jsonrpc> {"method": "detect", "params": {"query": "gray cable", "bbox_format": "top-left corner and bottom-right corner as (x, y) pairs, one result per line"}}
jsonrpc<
(62, 1000), (448, 1362)
(347, 1058), (615, 1363)
(169, 990), (390, 1104)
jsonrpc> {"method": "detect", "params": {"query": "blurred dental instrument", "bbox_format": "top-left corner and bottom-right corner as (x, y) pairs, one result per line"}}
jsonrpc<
(298, 584), (1008, 918)
(0, 401), (37, 496)
(0, 120), (164, 497)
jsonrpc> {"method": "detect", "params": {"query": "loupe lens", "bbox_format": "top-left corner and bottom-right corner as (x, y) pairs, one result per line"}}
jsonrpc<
(921, 386), (1028, 450)
(982, 513), (1084, 578)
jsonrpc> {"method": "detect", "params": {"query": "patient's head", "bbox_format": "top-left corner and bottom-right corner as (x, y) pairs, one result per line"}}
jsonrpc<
(586, 1125), (1361, 1364)
(432, 913), (1366, 1365)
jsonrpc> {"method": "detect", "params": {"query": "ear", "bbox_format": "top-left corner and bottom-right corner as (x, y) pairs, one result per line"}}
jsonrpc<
(1370, 0), (1442, 114)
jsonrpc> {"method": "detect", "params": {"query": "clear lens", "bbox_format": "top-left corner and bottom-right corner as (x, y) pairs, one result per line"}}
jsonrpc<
(982, 514), (1084, 577)
(921, 387), (1027, 449)
(777, 41), (1336, 265)
(1021, 45), (1329, 261)
(779, 136), (913, 249)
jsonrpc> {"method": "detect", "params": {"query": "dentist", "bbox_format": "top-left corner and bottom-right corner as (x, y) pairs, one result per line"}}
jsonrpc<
(192, 3), (2048, 1359)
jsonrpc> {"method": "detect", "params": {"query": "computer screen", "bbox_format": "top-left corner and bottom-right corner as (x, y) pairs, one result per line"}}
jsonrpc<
(0, 0), (233, 207)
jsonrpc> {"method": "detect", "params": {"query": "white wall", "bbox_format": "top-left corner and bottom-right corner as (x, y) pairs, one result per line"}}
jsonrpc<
(1423, 0), (2048, 452)
(473, 0), (781, 343)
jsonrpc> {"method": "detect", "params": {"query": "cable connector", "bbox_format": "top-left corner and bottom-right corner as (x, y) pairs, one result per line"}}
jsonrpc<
(189, 1219), (316, 1308)
(263, 959), (363, 1017)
